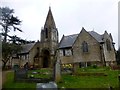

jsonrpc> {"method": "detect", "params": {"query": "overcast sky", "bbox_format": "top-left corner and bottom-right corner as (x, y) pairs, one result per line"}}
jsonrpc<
(0, 0), (119, 49)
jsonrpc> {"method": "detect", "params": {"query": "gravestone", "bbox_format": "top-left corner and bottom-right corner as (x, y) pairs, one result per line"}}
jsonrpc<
(14, 68), (28, 81)
(54, 59), (61, 82)
(36, 82), (57, 90)
(13, 65), (19, 71)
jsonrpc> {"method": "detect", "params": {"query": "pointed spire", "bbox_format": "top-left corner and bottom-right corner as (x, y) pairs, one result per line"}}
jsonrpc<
(109, 33), (113, 41)
(44, 7), (56, 29)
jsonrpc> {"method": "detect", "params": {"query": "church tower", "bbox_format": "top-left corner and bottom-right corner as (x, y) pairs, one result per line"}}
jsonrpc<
(40, 7), (59, 68)
(41, 7), (58, 43)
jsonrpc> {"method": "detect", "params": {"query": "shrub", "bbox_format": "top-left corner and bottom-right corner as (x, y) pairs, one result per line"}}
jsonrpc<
(92, 64), (97, 69)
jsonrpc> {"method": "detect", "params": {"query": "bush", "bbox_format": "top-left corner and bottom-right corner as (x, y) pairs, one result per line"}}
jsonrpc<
(92, 64), (97, 69)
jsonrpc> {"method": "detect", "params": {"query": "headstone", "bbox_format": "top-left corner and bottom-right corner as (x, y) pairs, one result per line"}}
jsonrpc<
(36, 82), (57, 90)
(14, 68), (27, 81)
(54, 59), (61, 82)
(24, 62), (29, 70)
(13, 65), (19, 71)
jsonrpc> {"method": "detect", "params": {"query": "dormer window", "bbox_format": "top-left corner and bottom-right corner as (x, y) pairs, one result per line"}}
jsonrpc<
(82, 41), (88, 52)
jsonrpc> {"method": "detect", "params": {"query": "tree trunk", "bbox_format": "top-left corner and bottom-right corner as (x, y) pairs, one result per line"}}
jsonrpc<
(2, 59), (9, 70)
(3, 26), (8, 43)
(2, 62), (6, 70)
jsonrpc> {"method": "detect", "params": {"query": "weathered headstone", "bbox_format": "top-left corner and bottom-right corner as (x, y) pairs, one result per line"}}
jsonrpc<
(14, 68), (27, 81)
(36, 82), (57, 90)
(54, 59), (61, 82)
(13, 65), (19, 71)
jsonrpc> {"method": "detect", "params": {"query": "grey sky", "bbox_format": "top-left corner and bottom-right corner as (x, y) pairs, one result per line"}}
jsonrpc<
(0, 0), (118, 49)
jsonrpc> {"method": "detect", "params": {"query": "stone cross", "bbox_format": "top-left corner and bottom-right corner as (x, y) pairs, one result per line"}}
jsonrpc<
(54, 59), (61, 82)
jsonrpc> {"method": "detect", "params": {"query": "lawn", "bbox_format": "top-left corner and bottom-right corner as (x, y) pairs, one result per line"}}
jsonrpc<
(2, 67), (120, 89)
(28, 68), (53, 79)
(57, 67), (119, 88)
(2, 71), (36, 89)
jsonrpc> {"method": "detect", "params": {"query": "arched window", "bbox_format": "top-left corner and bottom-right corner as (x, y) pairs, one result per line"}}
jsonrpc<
(106, 39), (111, 51)
(82, 41), (88, 52)
(45, 28), (48, 38)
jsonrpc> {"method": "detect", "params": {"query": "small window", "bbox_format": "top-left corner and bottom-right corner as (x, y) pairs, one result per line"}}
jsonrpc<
(71, 49), (73, 55)
(45, 28), (48, 38)
(82, 41), (88, 52)
(25, 55), (27, 59)
(65, 49), (72, 56)
(63, 49), (65, 56)
(106, 39), (111, 51)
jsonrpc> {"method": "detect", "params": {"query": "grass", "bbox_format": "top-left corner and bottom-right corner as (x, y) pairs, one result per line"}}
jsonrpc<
(28, 68), (53, 79)
(3, 68), (52, 89)
(3, 71), (36, 89)
(57, 67), (119, 88)
(2, 67), (120, 89)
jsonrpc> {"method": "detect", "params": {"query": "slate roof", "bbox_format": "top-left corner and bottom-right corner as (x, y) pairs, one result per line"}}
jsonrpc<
(88, 31), (103, 42)
(59, 31), (104, 48)
(19, 43), (36, 54)
(59, 34), (78, 48)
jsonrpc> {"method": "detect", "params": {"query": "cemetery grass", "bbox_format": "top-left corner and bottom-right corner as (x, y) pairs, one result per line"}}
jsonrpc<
(28, 68), (52, 79)
(3, 68), (52, 89)
(2, 71), (36, 89)
(57, 67), (119, 88)
(3, 67), (119, 89)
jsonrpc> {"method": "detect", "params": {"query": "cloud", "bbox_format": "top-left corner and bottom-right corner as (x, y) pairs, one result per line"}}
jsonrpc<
(0, 0), (118, 49)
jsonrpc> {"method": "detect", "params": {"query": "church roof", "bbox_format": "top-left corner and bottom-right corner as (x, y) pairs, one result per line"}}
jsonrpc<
(19, 43), (36, 54)
(59, 34), (78, 49)
(59, 31), (104, 49)
(88, 31), (103, 42)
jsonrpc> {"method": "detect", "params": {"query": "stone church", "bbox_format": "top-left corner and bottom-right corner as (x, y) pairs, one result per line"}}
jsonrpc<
(12, 7), (116, 68)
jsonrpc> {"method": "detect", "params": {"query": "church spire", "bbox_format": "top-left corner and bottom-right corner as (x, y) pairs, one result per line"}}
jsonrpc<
(44, 7), (56, 29)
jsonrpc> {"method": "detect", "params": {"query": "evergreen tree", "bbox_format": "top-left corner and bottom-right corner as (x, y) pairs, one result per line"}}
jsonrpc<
(0, 7), (22, 43)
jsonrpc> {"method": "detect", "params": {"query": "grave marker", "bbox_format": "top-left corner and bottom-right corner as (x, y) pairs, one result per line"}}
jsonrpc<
(54, 59), (61, 82)
(14, 68), (28, 81)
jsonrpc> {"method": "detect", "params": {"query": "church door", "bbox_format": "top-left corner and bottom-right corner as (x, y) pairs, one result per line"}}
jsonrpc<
(42, 49), (50, 68)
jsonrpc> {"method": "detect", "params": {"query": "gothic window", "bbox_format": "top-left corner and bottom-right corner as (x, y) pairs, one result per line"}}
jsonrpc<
(106, 39), (111, 51)
(37, 47), (39, 53)
(82, 41), (88, 52)
(45, 28), (48, 38)
(57, 31), (58, 36)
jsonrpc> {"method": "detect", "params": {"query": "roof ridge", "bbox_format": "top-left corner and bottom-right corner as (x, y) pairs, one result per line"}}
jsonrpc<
(64, 33), (78, 37)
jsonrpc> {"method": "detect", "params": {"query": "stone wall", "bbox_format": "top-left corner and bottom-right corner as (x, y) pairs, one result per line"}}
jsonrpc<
(73, 29), (102, 64)
(102, 31), (116, 63)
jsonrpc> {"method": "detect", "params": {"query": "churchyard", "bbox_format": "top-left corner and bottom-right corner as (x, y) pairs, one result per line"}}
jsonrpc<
(2, 65), (120, 89)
